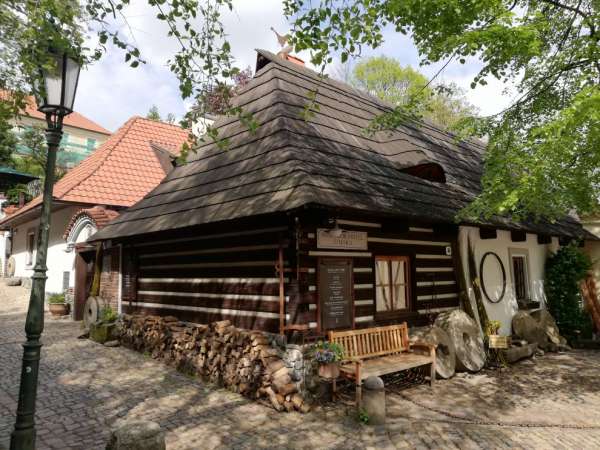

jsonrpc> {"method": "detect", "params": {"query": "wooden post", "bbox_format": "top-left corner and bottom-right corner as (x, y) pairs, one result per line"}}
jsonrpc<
(278, 245), (285, 335)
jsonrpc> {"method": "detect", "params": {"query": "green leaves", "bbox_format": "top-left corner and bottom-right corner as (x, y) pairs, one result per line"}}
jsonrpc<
(286, 0), (600, 221)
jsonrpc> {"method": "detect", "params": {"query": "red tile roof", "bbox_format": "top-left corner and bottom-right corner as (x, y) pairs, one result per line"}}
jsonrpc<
(19, 95), (111, 135)
(0, 117), (190, 225)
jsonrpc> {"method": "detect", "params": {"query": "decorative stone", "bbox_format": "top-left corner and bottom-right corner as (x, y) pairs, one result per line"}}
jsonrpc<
(435, 310), (485, 372)
(530, 309), (564, 348)
(105, 420), (165, 450)
(362, 376), (385, 425)
(5, 278), (21, 286)
(410, 325), (456, 379)
(363, 376), (384, 390)
(512, 311), (549, 350)
(501, 343), (536, 363)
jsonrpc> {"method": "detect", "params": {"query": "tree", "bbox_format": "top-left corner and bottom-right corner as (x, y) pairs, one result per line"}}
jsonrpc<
(146, 105), (161, 121)
(285, 0), (600, 221)
(545, 243), (592, 341)
(0, 0), (238, 151)
(3, 1), (599, 220)
(350, 56), (477, 129)
(0, 104), (17, 167)
(165, 113), (177, 125)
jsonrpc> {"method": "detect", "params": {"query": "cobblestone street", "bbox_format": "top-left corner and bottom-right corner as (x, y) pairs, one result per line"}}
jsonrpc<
(2, 283), (600, 449)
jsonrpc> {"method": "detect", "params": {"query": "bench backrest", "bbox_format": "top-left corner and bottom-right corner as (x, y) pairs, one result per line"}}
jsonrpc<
(329, 323), (410, 361)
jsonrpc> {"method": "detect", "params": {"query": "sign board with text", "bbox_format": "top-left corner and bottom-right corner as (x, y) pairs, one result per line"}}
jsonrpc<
(316, 228), (368, 250)
(318, 258), (353, 330)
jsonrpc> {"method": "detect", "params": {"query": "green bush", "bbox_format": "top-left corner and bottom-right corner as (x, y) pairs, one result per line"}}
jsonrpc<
(100, 305), (118, 323)
(545, 243), (592, 341)
(48, 293), (65, 304)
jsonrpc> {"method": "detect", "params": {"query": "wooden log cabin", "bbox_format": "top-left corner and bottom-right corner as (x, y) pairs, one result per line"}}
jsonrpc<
(90, 49), (590, 338)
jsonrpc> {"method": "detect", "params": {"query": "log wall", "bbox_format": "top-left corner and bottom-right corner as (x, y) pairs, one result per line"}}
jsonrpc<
(121, 224), (290, 333)
(296, 215), (461, 334)
(117, 211), (461, 335)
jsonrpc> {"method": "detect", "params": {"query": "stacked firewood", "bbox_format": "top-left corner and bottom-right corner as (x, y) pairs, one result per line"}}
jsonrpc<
(118, 314), (309, 413)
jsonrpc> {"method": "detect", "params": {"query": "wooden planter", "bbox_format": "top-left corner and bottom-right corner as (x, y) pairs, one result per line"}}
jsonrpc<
(318, 362), (340, 379)
(90, 322), (117, 344)
(49, 303), (70, 317)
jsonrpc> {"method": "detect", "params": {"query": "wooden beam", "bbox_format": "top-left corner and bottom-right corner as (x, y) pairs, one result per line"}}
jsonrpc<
(278, 245), (285, 335)
(537, 234), (552, 245)
(510, 230), (527, 242)
(479, 228), (497, 240)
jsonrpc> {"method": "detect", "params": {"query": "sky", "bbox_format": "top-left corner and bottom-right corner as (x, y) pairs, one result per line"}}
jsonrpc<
(75, 0), (516, 133)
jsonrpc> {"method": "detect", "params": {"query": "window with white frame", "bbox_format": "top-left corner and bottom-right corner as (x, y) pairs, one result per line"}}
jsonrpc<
(375, 256), (410, 313)
(509, 249), (530, 302)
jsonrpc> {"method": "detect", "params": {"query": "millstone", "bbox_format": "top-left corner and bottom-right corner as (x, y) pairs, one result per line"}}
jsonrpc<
(410, 325), (456, 379)
(435, 309), (485, 372)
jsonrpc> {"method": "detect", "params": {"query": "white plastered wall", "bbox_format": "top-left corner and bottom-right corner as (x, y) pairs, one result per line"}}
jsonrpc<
(458, 226), (559, 335)
(10, 206), (81, 294)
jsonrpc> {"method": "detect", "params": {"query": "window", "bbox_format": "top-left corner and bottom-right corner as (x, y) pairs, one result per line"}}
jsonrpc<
(86, 138), (96, 151)
(26, 230), (36, 265)
(509, 249), (530, 302)
(375, 256), (410, 313)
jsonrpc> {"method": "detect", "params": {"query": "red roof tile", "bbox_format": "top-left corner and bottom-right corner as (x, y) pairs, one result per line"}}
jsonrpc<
(1, 117), (190, 225)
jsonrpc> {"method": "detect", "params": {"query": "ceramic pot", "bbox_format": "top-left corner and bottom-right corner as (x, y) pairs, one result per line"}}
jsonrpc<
(318, 362), (340, 379)
(49, 303), (70, 316)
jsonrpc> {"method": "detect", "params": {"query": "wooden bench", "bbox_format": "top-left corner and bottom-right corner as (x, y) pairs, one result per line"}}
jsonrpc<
(329, 323), (436, 404)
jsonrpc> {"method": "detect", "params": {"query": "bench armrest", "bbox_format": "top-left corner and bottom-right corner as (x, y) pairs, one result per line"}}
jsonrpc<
(411, 342), (437, 358)
(342, 357), (363, 365)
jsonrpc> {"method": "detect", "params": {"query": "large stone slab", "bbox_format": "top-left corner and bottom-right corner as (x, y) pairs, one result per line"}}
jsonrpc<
(410, 325), (456, 379)
(512, 311), (549, 350)
(435, 310), (485, 372)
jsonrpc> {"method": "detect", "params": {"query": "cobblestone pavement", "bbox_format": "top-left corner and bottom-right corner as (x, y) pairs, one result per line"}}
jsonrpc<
(2, 283), (600, 449)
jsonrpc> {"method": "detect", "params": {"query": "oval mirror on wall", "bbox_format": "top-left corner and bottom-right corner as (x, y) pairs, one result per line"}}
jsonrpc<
(479, 252), (506, 303)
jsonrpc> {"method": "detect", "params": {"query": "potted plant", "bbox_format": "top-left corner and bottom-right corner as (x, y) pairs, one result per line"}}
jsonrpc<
(48, 293), (70, 316)
(313, 341), (344, 379)
(485, 320), (509, 349)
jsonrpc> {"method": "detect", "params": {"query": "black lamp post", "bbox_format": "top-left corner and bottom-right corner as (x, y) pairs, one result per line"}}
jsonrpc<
(11, 50), (80, 450)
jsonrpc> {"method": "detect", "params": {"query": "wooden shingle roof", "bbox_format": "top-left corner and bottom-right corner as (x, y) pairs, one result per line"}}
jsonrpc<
(92, 50), (587, 241)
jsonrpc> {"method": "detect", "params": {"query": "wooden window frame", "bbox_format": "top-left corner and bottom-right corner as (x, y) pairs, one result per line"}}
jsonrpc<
(508, 248), (531, 302)
(374, 255), (411, 319)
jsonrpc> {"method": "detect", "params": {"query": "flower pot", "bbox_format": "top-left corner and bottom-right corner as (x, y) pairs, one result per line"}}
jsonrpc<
(318, 362), (340, 379)
(49, 303), (70, 317)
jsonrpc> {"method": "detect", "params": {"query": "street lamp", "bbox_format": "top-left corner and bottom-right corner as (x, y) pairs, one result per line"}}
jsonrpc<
(11, 50), (80, 450)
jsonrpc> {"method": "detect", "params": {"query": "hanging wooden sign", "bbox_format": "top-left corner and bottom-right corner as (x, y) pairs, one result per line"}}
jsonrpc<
(317, 228), (368, 250)
(318, 258), (353, 330)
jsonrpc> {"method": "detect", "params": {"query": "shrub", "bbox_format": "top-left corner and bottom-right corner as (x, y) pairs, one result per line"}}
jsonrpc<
(312, 341), (344, 364)
(100, 305), (118, 323)
(545, 243), (592, 341)
(48, 293), (65, 304)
